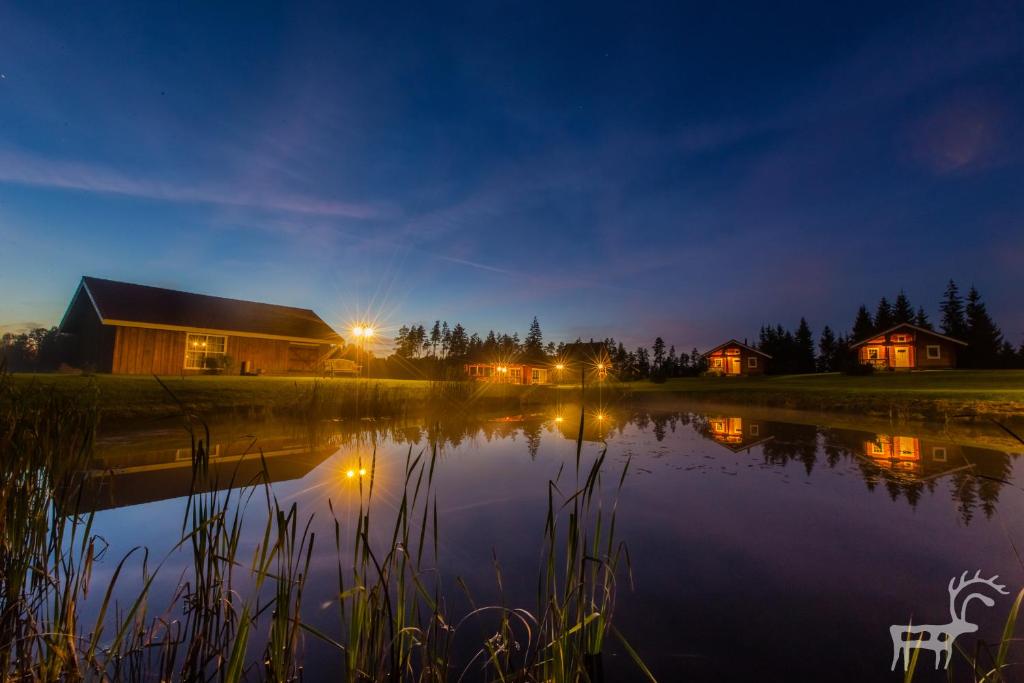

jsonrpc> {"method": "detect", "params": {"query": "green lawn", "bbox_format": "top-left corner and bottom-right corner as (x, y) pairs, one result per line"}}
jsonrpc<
(618, 370), (1024, 421)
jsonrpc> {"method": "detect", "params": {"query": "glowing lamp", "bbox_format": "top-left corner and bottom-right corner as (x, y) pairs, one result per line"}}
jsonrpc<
(555, 364), (565, 370)
(346, 469), (355, 479)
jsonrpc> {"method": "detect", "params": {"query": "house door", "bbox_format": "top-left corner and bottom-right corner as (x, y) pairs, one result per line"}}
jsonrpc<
(508, 367), (523, 384)
(726, 357), (741, 375)
(893, 346), (911, 369)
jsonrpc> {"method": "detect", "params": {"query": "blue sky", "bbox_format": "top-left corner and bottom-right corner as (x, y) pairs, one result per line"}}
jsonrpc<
(1, 1), (1022, 351)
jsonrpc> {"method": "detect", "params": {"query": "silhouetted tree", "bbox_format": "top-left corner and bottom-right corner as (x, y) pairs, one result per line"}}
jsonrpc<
(817, 325), (838, 372)
(893, 290), (914, 324)
(914, 306), (933, 330)
(794, 318), (816, 373)
(963, 286), (1002, 367)
(940, 279), (967, 339)
(852, 305), (874, 342)
(524, 317), (543, 357)
(874, 297), (895, 332)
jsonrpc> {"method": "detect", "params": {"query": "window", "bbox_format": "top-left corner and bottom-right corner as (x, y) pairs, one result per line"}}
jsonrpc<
(867, 348), (880, 360)
(749, 424), (759, 436)
(932, 447), (947, 462)
(926, 345), (940, 360)
(531, 368), (541, 382)
(892, 334), (910, 343)
(185, 333), (227, 369)
(747, 356), (758, 368)
(712, 358), (723, 368)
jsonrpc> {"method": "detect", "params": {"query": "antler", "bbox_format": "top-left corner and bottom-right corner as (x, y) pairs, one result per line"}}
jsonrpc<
(948, 570), (1009, 620)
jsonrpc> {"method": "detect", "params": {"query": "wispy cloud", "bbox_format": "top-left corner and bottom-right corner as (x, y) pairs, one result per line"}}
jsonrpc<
(0, 149), (388, 220)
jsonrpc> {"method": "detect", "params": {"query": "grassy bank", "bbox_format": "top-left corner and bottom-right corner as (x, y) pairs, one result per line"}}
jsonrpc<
(10, 370), (1024, 424)
(8, 374), (566, 422)
(620, 370), (1024, 423)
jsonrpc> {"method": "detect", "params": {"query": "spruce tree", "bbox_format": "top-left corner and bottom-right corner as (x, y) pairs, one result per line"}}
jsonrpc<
(795, 318), (816, 373)
(893, 291), (914, 324)
(852, 306), (874, 342)
(874, 297), (895, 332)
(652, 337), (666, 372)
(817, 325), (837, 372)
(940, 279), (967, 339)
(524, 316), (543, 356)
(964, 286), (1002, 367)
(914, 306), (932, 330)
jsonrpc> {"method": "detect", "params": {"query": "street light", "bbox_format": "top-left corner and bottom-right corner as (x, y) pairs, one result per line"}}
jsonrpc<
(351, 324), (375, 378)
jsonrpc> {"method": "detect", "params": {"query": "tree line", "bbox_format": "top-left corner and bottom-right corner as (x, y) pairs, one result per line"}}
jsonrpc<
(761, 280), (1022, 374)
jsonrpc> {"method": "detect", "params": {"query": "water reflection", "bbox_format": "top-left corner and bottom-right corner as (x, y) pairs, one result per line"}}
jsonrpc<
(85, 407), (1020, 525)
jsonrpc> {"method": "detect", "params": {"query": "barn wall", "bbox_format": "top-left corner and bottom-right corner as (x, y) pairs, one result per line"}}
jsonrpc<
(110, 326), (331, 375)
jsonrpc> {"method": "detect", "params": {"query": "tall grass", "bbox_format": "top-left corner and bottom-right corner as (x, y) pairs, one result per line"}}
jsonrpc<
(0, 370), (652, 681)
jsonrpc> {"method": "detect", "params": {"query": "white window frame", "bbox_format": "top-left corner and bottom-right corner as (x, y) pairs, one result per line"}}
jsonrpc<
(932, 446), (947, 462)
(867, 348), (880, 360)
(712, 358), (723, 368)
(185, 333), (227, 370)
(926, 345), (941, 360)
(747, 356), (758, 369)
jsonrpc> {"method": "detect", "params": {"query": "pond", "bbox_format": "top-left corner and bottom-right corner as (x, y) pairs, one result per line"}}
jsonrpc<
(78, 405), (1024, 681)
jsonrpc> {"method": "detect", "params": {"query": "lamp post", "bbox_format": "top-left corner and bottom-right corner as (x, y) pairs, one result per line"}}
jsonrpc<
(351, 325), (375, 378)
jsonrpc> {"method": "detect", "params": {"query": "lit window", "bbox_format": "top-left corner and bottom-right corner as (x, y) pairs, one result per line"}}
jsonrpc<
(892, 334), (910, 343)
(747, 356), (758, 368)
(185, 333), (227, 369)
(926, 345), (940, 359)
(713, 358), (723, 368)
(867, 348), (880, 360)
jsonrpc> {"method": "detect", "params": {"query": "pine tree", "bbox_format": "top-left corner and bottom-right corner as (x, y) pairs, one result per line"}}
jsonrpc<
(964, 286), (1002, 368)
(914, 306), (932, 330)
(652, 337), (666, 373)
(429, 321), (442, 357)
(634, 347), (650, 378)
(524, 317), (543, 357)
(940, 279), (967, 339)
(667, 345), (678, 378)
(874, 297), (895, 332)
(440, 321), (451, 359)
(795, 318), (816, 373)
(691, 347), (705, 374)
(852, 305), (874, 342)
(817, 325), (837, 372)
(893, 290), (914, 324)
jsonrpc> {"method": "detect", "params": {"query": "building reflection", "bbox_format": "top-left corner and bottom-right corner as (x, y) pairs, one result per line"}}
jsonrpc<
(703, 416), (774, 453)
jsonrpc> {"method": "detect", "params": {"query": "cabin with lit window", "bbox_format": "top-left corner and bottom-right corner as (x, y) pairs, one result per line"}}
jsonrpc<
(848, 323), (966, 371)
(702, 340), (770, 376)
(464, 361), (550, 385)
(703, 416), (774, 452)
(58, 276), (341, 375)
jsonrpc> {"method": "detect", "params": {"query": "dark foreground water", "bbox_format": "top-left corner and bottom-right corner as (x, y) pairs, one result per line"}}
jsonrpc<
(80, 406), (1024, 681)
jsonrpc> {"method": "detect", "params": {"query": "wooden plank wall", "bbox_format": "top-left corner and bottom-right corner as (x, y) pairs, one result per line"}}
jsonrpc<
(111, 326), (331, 375)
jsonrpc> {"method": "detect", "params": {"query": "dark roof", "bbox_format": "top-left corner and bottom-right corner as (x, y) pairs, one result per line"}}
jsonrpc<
(64, 276), (340, 342)
(848, 323), (967, 349)
(702, 339), (772, 359)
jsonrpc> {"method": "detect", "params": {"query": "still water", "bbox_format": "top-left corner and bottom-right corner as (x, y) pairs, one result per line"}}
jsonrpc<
(82, 406), (1024, 681)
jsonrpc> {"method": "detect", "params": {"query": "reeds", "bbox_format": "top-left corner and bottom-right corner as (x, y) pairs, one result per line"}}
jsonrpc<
(0, 370), (652, 681)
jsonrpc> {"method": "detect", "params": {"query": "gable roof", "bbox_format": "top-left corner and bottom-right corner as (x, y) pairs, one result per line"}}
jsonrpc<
(848, 323), (967, 349)
(61, 276), (340, 343)
(701, 339), (773, 359)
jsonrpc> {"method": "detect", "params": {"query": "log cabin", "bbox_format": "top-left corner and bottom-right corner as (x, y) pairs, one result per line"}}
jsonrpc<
(702, 340), (771, 376)
(465, 361), (550, 385)
(848, 323), (966, 371)
(58, 276), (342, 375)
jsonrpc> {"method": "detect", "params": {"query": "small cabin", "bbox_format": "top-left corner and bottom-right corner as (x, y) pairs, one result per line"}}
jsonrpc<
(58, 276), (341, 375)
(848, 323), (966, 371)
(465, 362), (549, 385)
(702, 340), (771, 376)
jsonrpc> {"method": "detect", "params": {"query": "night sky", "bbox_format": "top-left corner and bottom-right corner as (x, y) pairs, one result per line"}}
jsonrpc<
(1, 1), (1022, 351)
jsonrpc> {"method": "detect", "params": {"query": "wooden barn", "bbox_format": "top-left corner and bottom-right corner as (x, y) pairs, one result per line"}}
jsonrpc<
(848, 323), (966, 371)
(702, 340), (770, 376)
(58, 276), (341, 375)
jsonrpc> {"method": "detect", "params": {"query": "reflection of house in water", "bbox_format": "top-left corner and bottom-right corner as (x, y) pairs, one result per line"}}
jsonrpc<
(75, 433), (338, 513)
(861, 434), (971, 481)
(703, 416), (774, 453)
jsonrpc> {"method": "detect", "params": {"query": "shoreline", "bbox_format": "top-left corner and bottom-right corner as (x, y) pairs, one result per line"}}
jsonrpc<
(7, 371), (1024, 427)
